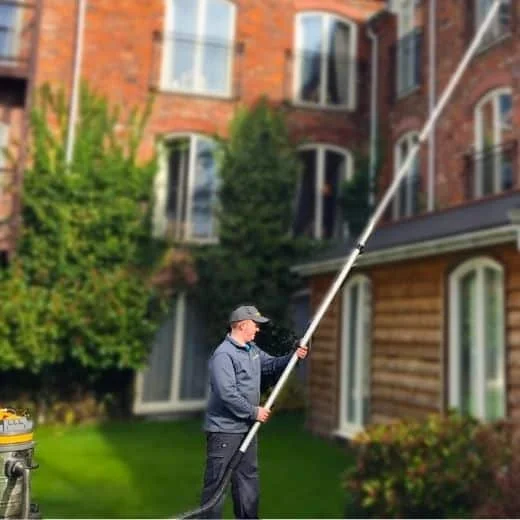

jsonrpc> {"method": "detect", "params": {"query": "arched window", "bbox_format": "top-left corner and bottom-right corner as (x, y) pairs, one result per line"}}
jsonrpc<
(154, 133), (219, 242)
(293, 144), (353, 239)
(161, 0), (236, 96)
(449, 258), (506, 421)
(293, 12), (357, 109)
(339, 275), (372, 436)
(473, 88), (513, 197)
(393, 131), (420, 219)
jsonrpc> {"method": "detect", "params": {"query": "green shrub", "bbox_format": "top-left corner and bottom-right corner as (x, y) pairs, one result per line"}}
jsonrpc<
(344, 412), (511, 518)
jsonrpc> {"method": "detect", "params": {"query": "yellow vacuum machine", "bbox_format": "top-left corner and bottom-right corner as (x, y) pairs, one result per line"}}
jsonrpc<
(0, 409), (40, 519)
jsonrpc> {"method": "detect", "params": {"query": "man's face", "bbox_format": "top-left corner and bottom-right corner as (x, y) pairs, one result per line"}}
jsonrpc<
(239, 319), (260, 343)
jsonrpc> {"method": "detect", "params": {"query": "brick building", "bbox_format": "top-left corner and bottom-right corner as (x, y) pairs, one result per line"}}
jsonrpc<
(1, 0), (519, 433)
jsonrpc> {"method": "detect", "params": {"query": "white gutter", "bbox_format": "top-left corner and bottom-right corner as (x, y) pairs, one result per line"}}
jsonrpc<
(65, 0), (88, 165)
(427, 0), (436, 211)
(293, 224), (518, 276)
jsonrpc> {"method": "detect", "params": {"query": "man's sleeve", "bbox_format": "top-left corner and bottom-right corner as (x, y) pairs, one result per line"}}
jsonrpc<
(210, 353), (257, 420)
(258, 348), (292, 379)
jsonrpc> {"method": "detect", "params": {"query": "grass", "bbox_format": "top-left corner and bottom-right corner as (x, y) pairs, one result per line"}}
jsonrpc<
(31, 412), (353, 518)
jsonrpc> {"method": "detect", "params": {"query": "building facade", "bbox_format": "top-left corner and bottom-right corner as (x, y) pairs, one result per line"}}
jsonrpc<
(295, 0), (520, 438)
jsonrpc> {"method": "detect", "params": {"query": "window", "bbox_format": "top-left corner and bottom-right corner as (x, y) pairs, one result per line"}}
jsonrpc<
(393, 132), (420, 219)
(474, 89), (514, 197)
(293, 145), (353, 239)
(339, 275), (372, 436)
(395, 0), (421, 97)
(293, 12), (357, 109)
(154, 134), (219, 242)
(475, 0), (512, 49)
(0, 2), (18, 62)
(161, 0), (236, 96)
(449, 258), (506, 421)
(134, 293), (209, 414)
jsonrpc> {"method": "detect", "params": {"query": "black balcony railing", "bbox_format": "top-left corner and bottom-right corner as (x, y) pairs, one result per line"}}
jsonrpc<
(466, 0), (516, 50)
(463, 140), (518, 200)
(149, 32), (244, 98)
(283, 49), (369, 111)
(0, 0), (37, 77)
(389, 29), (423, 102)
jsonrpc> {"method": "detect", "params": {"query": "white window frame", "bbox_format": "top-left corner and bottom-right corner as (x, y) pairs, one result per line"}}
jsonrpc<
(449, 257), (506, 421)
(133, 293), (208, 415)
(338, 275), (372, 438)
(393, 131), (420, 220)
(160, 0), (237, 97)
(153, 133), (219, 243)
(296, 144), (353, 240)
(474, 87), (513, 197)
(293, 11), (358, 110)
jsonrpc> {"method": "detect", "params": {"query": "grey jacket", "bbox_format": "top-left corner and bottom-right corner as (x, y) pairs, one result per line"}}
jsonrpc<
(203, 334), (292, 433)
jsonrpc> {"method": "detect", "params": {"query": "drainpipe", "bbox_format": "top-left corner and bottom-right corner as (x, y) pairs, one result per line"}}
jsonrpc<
(366, 13), (384, 209)
(65, 0), (88, 165)
(428, 0), (436, 211)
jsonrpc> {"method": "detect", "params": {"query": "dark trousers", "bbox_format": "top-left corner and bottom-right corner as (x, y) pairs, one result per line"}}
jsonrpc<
(200, 432), (259, 519)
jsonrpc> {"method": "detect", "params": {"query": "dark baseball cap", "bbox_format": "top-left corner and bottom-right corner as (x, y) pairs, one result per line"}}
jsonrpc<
(229, 305), (270, 324)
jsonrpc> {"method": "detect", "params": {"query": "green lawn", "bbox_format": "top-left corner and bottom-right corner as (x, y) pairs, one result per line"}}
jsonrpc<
(31, 412), (353, 518)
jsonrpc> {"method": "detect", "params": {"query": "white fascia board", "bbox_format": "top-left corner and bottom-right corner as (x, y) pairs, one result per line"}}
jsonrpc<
(292, 225), (517, 277)
(508, 209), (520, 250)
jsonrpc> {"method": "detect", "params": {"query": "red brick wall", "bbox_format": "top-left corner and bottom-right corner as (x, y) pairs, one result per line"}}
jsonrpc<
(382, 0), (520, 216)
(34, 0), (377, 158)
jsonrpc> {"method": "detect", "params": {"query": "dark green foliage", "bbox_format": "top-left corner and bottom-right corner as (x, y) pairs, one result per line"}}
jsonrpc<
(192, 99), (315, 355)
(340, 141), (382, 237)
(0, 83), (167, 380)
(344, 412), (511, 518)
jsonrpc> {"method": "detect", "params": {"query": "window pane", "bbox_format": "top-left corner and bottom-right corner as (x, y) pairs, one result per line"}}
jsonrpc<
(166, 139), (190, 239)
(201, 0), (232, 93)
(459, 271), (477, 416)
(141, 301), (177, 403)
(327, 21), (350, 105)
(484, 268), (505, 420)
(190, 137), (218, 240)
(179, 295), (209, 400)
(293, 150), (317, 237)
(347, 284), (359, 423)
(0, 4), (15, 59)
(298, 15), (322, 103)
(323, 150), (346, 239)
(170, 0), (199, 89)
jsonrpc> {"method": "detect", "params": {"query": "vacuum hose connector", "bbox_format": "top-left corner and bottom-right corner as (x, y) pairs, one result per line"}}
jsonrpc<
(4, 459), (37, 520)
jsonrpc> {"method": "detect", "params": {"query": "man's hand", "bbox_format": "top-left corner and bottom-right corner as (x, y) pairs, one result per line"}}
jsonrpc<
(295, 345), (308, 360)
(256, 406), (271, 423)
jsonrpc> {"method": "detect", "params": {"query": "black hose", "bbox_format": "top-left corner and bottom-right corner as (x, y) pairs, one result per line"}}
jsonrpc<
(175, 449), (244, 519)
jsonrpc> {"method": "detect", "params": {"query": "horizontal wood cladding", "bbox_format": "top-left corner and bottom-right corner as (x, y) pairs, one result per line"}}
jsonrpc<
(305, 244), (520, 437)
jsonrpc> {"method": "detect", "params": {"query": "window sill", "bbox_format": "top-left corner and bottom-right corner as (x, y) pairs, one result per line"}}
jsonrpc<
(395, 84), (421, 101)
(153, 86), (236, 102)
(332, 426), (365, 440)
(287, 100), (356, 113)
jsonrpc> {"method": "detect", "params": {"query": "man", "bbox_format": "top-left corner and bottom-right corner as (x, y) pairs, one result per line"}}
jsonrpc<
(199, 304), (308, 519)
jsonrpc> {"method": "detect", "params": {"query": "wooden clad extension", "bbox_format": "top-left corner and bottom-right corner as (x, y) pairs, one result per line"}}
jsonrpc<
(305, 243), (520, 437)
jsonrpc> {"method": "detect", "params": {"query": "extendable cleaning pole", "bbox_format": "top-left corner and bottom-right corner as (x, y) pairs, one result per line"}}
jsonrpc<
(177, 2), (502, 517)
